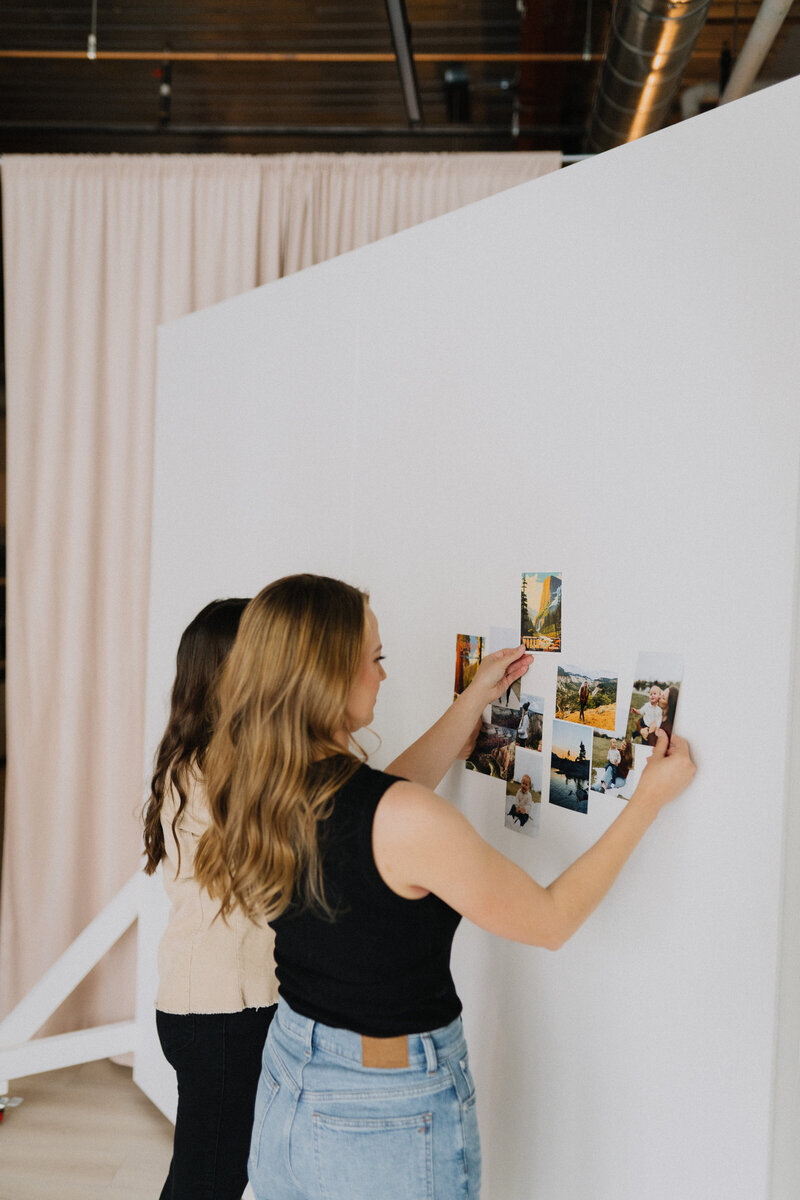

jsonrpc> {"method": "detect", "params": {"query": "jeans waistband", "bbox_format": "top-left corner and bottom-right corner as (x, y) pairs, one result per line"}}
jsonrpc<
(274, 998), (466, 1073)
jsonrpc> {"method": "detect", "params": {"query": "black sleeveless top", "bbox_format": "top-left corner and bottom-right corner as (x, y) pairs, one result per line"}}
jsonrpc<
(270, 763), (463, 1037)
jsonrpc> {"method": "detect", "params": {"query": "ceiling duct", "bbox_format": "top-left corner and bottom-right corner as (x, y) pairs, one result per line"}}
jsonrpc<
(588, 0), (711, 152)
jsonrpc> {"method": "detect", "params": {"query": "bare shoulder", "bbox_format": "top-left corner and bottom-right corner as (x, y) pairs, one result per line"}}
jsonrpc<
(373, 779), (488, 900)
(375, 779), (470, 840)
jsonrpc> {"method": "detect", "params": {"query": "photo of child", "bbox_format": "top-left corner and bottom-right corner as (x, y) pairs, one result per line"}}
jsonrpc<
(590, 731), (633, 796)
(630, 685), (664, 743)
(505, 751), (543, 838)
(625, 652), (682, 747)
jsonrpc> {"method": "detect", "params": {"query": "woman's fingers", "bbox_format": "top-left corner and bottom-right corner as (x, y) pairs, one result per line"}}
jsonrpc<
(640, 731), (696, 806)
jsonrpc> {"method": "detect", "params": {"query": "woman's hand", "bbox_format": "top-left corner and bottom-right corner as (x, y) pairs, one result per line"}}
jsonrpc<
(635, 732), (695, 811)
(467, 645), (533, 706)
(386, 647), (530, 788)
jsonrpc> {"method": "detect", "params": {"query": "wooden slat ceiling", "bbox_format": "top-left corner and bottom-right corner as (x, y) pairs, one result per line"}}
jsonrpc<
(0, 2), (799, 155)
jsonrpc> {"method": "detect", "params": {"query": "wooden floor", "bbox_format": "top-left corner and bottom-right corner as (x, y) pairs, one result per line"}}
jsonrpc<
(0, 1058), (174, 1200)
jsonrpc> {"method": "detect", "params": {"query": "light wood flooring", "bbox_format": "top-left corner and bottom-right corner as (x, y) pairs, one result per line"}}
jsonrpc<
(0, 1058), (174, 1200)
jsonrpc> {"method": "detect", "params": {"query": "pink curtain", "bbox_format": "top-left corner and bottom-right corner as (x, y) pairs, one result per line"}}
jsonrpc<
(0, 150), (561, 1033)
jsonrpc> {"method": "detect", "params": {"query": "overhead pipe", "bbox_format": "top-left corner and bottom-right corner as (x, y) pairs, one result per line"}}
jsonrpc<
(7, 49), (723, 64)
(588, 0), (712, 152)
(719, 0), (794, 104)
(0, 120), (581, 139)
(384, 0), (423, 126)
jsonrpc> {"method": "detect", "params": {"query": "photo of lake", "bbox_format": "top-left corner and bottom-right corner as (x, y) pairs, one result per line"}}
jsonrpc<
(549, 718), (591, 814)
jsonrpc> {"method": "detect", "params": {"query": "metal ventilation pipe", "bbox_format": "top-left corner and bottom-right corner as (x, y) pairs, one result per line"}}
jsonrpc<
(588, 0), (712, 152)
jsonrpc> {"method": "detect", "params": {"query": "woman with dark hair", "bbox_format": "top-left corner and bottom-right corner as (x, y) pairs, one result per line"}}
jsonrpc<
(658, 686), (678, 743)
(143, 598), (278, 1200)
(195, 574), (695, 1200)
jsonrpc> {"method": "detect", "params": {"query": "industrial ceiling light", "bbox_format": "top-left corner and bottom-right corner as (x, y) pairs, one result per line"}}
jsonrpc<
(384, 0), (423, 126)
(444, 64), (470, 123)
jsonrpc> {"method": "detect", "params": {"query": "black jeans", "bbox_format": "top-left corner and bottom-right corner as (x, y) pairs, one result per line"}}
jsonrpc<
(157, 1005), (277, 1200)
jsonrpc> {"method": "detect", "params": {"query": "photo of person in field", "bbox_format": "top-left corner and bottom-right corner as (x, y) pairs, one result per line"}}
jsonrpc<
(505, 752), (543, 838)
(453, 633), (484, 700)
(556, 663), (618, 730)
(590, 731), (633, 795)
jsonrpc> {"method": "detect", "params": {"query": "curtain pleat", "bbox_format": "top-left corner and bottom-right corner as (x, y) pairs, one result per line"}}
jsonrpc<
(0, 150), (560, 1032)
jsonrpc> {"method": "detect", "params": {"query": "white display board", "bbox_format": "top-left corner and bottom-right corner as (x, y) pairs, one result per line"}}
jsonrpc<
(136, 79), (800, 1199)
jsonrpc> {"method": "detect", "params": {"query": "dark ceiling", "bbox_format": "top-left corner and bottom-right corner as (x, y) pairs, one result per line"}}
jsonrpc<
(1, 2), (799, 158)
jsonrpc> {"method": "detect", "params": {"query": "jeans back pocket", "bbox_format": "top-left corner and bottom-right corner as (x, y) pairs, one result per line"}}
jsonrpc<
(312, 1110), (434, 1200)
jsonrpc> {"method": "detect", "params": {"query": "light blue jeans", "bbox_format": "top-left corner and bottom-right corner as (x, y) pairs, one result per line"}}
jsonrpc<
(248, 998), (481, 1199)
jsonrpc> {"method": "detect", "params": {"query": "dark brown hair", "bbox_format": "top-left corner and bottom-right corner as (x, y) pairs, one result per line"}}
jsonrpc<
(142, 598), (249, 875)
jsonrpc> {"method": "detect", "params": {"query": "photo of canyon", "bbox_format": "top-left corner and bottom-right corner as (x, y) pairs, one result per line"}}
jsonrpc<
(520, 572), (562, 652)
(466, 721), (516, 782)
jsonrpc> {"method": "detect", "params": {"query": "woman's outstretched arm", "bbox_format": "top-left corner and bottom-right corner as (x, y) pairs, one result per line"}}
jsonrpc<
(386, 645), (532, 789)
(374, 731), (695, 950)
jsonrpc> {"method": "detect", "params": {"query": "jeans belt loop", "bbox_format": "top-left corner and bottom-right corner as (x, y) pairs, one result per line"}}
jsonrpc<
(360, 1034), (409, 1069)
(421, 1032), (438, 1074)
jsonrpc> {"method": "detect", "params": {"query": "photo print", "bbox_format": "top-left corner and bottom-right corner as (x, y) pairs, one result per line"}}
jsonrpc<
(556, 663), (618, 731)
(520, 572), (562, 652)
(625, 652), (683, 748)
(549, 719), (591, 814)
(505, 750), (543, 838)
(492, 678), (521, 727)
(517, 691), (544, 752)
(453, 633), (484, 700)
(590, 730), (633, 796)
(466, 721), (516, 782)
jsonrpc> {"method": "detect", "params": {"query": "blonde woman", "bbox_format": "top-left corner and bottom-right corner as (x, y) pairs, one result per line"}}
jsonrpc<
(196, 574), (695, 1200)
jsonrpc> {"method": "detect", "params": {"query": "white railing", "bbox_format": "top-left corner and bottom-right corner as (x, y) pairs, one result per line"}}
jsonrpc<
(0, 872), (141, 1091)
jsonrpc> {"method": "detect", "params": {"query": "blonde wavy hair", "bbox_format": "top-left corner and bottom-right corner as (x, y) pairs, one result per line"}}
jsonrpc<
(194, 573), (368, 921)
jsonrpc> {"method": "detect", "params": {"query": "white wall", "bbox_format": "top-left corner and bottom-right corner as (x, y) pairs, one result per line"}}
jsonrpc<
(137, 78), (800, 1198)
